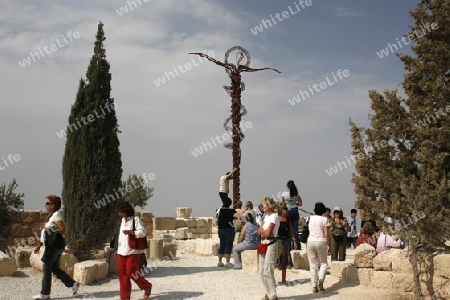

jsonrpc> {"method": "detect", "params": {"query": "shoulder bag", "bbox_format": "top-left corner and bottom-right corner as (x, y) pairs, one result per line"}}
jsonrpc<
(128, 216), (149, 250)
(299, 217), (310, 243)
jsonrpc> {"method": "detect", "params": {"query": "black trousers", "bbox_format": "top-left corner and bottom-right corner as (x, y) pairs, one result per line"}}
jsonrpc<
(41, 246), (75, 295)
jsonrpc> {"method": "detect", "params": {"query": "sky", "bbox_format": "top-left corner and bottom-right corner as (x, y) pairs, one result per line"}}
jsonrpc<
(0, 0), (421, 219)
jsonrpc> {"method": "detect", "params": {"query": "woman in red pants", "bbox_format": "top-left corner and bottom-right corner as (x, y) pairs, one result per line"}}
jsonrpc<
(116, 202), (152, 300)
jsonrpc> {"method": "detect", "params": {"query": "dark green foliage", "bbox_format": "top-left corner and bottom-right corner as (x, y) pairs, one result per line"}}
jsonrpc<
(121, 174), (154, 208)
(0, 178), (24, 244)
(62, 22), (122, 261)
(350, 1), (450, 298)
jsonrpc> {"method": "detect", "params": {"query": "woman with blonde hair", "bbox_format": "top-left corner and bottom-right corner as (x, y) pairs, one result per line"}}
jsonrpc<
(257, 197), (280, 300)
(33, 195), (79, 300)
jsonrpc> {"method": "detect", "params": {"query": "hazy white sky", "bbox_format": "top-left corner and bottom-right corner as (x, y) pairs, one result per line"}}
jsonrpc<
(0, 0), (419, 218)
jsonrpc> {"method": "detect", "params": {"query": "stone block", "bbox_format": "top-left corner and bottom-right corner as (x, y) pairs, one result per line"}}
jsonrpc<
(329, 261), (353, 280)
(11, 224), (32, 238)
(370, 271), (393, 289)
(15, 246), (34, 268)
(30, 247), (78, 277)
(21, 211), (40, 224)
(162, 231), (176, 243)
(434, 254), (450, 278)
(153, 217), (176, 230)
(104, 247), (117, 273)
(163, 243), (177, 258)
(175, 227), (189, 240)
(390, 249), (432, 274)
(176, 240), (196, 254)
(354, 243), (376, 268)
(176, 207), (192, 219)
(346, 265), (373, 286)
(176, 219), (186, 228)
(195, 234), (211, 239)
(0, 251), (17, 276)
(373, 248), (396, 271)
(241, 249), (259, 272)
(149, 239), (163, 260)
(73, 260), (108, 285)
(195, 239), (219, 256)
(140, 212), (153, 224)
(196, 218), (207, 228)
(89, 249), (106, 259)
(185, 219), (197, 228)
(392, 272), (414, 293)
(211, 226), (218, 234)
(290, 250), (310, 270)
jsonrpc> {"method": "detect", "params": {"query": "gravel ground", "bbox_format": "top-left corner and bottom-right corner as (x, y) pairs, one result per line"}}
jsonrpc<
(1, 251), (393, 300)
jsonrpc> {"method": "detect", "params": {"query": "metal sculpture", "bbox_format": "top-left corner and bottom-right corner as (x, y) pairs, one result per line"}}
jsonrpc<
(189, 46), (280, 207)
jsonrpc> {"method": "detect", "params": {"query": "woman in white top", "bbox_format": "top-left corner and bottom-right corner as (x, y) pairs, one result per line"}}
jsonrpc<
(116, 201), (152, 300)
(32, 195), (79, 300)
(257, 197), (280, 300)
(306, 202), (331, 294)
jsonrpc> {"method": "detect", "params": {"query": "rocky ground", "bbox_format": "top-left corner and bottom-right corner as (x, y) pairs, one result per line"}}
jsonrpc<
(0, 249), (394, 300)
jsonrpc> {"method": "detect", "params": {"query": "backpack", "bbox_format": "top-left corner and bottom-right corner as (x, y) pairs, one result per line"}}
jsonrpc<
(299, 217), (310, 243)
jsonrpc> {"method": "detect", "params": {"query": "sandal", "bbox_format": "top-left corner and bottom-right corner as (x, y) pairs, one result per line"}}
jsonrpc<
(143, 283), (152, 299)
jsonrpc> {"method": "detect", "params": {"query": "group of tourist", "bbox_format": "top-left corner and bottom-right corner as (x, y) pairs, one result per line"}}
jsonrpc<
(216, 173), (405, 299)
(32, 196), (151, 300)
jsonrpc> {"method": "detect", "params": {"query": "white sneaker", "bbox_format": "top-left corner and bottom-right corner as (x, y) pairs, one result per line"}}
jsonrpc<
(225, 262), (234, 268)
(72, 282), (80, 295)
(32, 294), (50, 300)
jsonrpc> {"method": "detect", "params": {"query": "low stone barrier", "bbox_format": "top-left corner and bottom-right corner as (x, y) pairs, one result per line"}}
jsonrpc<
(0, 251), (17, 276)
(73, 260), (108, 285)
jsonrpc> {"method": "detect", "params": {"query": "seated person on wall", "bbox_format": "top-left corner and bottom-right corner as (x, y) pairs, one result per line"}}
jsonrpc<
(376, 226), (404, 254)
(232, 210), (260, 270)
(355, 222), (377, 248)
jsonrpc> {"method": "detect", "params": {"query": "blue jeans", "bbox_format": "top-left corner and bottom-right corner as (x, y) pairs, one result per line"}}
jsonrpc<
(218, 228), (235, 254)
(41, 246), (75, 295)
(288, 209), (300, 249)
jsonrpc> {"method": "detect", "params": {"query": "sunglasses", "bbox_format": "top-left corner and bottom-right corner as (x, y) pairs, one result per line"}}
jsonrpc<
(45, 202), (52, 205)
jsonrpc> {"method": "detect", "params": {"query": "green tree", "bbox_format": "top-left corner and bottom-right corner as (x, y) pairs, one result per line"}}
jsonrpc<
(121, 174), (154, 208)
(0, 178), (24, 245)
(62, 22), (122, 261)
(350, 1), (450, 298)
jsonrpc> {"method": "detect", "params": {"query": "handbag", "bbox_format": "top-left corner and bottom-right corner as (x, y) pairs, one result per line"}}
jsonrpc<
(128, 216), (149, 250)
(44, 226), (66, 249)
(213, 208), (220, 227)
(139, 253), (148, 270)
(257, 239), (277, 255)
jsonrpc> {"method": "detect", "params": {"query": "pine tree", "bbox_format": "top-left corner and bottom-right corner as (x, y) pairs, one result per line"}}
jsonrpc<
(0, 178), (24, 246)
(350, 1), (450, 298)
(62, 22), (122, 261)
(121, 174), (154, 208)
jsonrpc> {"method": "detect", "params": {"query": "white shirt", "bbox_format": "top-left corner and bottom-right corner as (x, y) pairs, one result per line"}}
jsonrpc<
(117, 216), (147, 256)
(347, 216), (360, 237)
(41, 211), (64, 242)
(262, 213), (280, 238)
(307, 215), (329, 242)
(219, 175), (230, 193)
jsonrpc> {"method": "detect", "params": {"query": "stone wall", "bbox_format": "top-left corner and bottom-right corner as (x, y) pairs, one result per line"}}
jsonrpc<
(2, 208), (211, 258)
(330, 245), (450, 299)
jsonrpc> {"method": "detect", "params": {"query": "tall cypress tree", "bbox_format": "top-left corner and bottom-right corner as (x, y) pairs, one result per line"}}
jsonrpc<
(62, 22), (122, 261)
(350, 1), (450, 298)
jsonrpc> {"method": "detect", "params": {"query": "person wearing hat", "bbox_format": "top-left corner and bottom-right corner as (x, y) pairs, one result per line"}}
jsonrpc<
(232, 210), (260, 269)
(330, 207), (350, 261)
